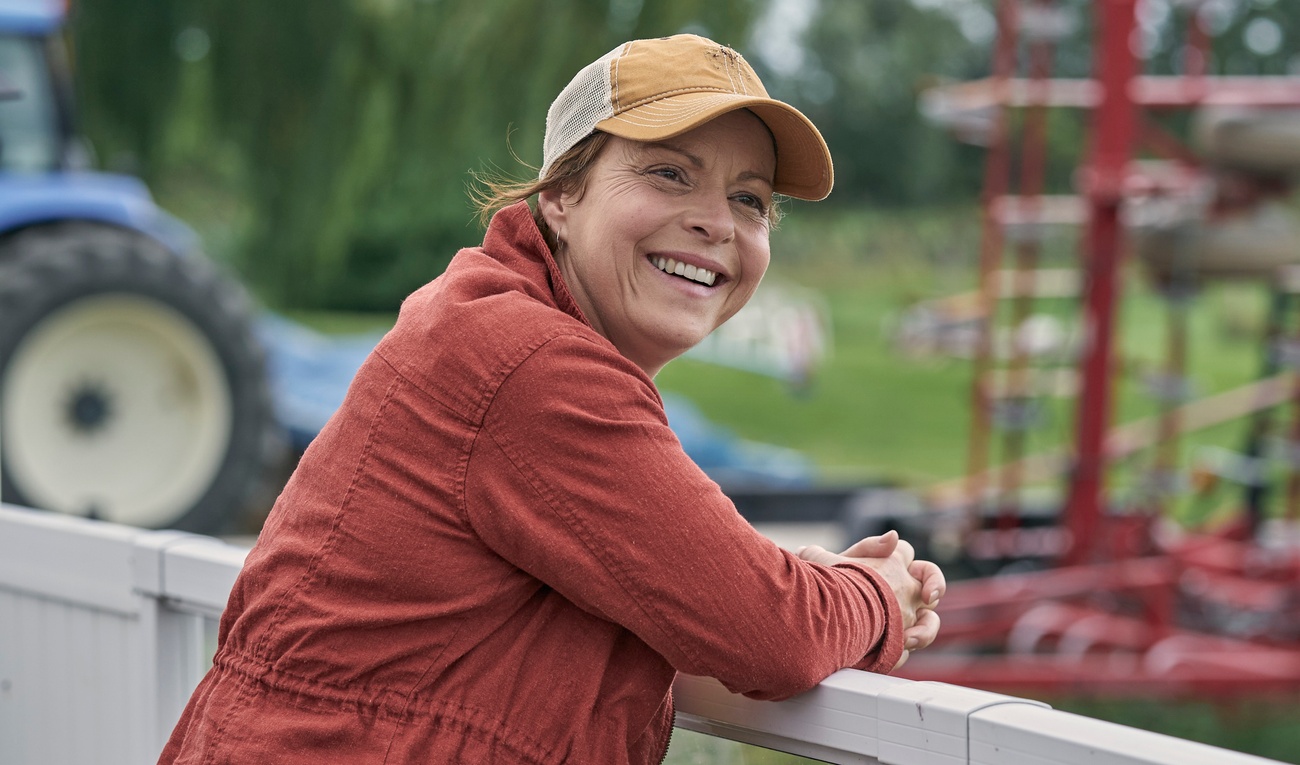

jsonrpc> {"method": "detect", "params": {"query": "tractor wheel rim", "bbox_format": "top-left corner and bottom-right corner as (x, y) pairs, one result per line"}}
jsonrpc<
(2, 294), (232, 527)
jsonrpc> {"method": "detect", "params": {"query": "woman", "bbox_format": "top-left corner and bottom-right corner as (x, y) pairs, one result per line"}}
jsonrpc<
(161, 34), (944, 765)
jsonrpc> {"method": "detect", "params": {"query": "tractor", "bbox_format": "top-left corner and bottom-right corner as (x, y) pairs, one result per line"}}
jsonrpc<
(0, 0), (280, 533)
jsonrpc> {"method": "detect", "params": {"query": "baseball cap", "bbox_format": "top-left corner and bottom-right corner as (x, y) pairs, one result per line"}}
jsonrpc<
(541, 34), (834, 201)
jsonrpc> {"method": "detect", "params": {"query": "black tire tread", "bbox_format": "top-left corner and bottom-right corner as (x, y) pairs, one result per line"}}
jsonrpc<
(0, 222), (284, 533)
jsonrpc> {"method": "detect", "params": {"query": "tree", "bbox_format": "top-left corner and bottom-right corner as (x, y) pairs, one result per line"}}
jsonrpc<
(758, 0), (988, 207)
(74, 0), (761, 310)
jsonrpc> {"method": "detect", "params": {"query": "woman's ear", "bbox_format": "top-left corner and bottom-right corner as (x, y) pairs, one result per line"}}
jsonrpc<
(537, 188), (568, 244)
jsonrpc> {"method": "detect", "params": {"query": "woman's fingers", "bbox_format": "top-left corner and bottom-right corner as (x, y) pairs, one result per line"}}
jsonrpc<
(909, 559), (946, 606)
(894, 538), (916, 568)
(904, 607), (941, 651)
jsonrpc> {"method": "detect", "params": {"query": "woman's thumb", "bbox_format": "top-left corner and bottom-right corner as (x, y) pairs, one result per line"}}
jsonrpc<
(797, 544), (840, 566)
(842, 529), (900, 558)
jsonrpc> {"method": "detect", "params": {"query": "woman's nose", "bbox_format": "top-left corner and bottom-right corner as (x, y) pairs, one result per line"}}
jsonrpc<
(684, 193), (736, 244)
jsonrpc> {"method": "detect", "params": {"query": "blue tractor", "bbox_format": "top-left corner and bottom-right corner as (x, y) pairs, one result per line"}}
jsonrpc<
(0, 0), (280, 532)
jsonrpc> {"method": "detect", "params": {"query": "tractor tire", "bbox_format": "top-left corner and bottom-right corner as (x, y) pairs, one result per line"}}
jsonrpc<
(0, 222), (283, 533)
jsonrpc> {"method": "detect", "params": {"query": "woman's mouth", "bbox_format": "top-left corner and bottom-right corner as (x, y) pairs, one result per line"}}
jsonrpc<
(650, 256), (719, 287)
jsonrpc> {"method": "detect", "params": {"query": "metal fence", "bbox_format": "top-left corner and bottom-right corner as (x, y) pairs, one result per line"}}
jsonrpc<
(0, 503), (1282, 765)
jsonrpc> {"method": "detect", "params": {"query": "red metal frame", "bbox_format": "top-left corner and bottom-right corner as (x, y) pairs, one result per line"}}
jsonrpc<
(962, 0), (1018, 515)
(907, 0), (1300, 696)
(1063, 0), (1142, 566)
(904, 529), (1300, 696)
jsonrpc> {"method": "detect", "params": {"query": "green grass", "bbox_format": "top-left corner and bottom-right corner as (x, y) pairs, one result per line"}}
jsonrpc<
(658, 207), (1278, 504)
(656, 205), (978, 483)
(656, 278), (975, 485)
(1050, 698), (1300, 764)
(664, 731), (821, 764)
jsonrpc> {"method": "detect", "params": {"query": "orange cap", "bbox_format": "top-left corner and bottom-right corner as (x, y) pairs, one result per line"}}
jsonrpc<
(542, 34), (834, 201)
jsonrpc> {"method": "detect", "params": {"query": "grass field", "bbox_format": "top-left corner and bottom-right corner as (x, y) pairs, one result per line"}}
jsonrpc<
(657, 204), (1276, 504)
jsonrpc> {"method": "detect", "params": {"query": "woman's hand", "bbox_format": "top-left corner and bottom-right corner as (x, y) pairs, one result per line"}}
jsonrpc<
(797, 530), (945, 669)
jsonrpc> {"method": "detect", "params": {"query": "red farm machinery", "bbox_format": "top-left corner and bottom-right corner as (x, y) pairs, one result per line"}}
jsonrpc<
(894, 0), (1300, 697)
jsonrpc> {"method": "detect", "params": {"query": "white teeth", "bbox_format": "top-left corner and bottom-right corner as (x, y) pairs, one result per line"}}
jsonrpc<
(652, 256), (718, 286)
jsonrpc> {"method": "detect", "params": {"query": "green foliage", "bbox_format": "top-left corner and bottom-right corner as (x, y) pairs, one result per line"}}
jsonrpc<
(71, 0), (761, 310)
(763, 0), (988, 207)
(67, 0), (1300, 314)
(71, 0), (186, 176)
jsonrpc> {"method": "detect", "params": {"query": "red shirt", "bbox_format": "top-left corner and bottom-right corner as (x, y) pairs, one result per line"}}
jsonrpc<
(160, 202), (903, 765)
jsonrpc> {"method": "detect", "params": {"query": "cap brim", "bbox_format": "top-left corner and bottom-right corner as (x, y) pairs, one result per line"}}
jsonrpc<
(595, 92), (834, 201)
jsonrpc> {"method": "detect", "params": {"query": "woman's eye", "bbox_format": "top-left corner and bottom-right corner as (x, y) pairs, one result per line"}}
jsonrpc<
(650, 167), (682, 182)
(734, 193), (768, 213)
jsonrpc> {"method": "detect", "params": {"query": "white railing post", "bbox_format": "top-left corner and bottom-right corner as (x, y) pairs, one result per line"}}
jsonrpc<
(674, 671), (1051, 765)
(675, 670), (912, 762)
(152, 534), (248, 729)
(0, 504), (154, 764)
(132, 529), (218, 757)
(876, 680), (1049, 765)
(0, 504), (244, 764)
(970, 701), (1283, 765)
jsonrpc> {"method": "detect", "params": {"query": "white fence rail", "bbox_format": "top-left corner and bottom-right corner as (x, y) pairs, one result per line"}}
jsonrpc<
(0, 503), (1283, 765)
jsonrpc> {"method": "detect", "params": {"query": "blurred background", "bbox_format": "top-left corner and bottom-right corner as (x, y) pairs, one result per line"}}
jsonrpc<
(6, 0), (1300, 761)
(74, 0), (989, 312)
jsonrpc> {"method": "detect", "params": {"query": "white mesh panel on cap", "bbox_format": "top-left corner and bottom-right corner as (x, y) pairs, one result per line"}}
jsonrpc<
(541, 45), (622, 178)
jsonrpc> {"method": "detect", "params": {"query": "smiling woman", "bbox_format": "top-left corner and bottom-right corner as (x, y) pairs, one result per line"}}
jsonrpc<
(159, 34), (945, 765)
(538, 112), (776, 376)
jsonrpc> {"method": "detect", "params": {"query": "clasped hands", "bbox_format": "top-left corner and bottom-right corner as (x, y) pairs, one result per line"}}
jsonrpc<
(798, 530), (945, 670)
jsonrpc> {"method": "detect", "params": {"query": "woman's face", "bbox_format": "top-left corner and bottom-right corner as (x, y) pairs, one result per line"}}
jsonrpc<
(539, 109), (776, 377)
